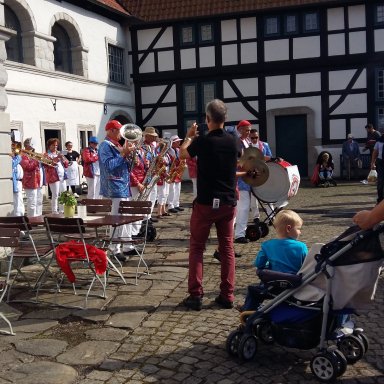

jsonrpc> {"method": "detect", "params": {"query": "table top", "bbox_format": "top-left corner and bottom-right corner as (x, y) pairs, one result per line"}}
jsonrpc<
(29, 214), (144, 228)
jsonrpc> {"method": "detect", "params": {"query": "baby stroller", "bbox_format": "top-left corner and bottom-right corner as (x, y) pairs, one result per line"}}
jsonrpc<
(227, 225), (384, 382)
(246, 160), (300, 241)
(311, 151), (337, 188)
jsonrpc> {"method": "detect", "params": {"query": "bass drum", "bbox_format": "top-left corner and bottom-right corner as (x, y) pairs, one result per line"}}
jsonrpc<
(252, 161), (300, 204)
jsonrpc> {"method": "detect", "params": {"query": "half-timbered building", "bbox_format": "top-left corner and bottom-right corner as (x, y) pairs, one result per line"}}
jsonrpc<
(123, 0), (384, 177)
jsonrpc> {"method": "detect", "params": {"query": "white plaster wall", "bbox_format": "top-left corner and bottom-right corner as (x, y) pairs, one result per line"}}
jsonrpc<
(350, 118), (367, 138)
(221, 20), (237, 41)
(139, 52), (155, 73)
(232, 78), (258, 97)
(327, 8), (344, 30)
(349, 31), (366, 54)
(328, 34), (345, 56)
(240, 17), (257, 39)
(329, 94), (367, 115)
(374, 29), (384, 52)
(141, 85), (176, 105)
(329, 119), (347, 140)
(199, 46), (215, 68)
(27, 0), (127, 82)
(180, 49), (196, 69)
(225, 101), (259, 123)
(154, 27), (173, 49)
(264, 40), (289, 61)
(266, 75), (290, 95)
(142, 106), (177, 126)
(329, 69), (365, 90)
(296, 73), (321, 93)
(293, 36), (320, 59)
(241, 42), (257, 64)
(348, 5), (366, 29)
(158, 50), (175, 71)
(137, 28), (162, 50)
(222, 44), (237, 66)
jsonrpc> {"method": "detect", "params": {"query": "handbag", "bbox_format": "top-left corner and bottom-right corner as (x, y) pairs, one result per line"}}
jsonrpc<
(367, 169), (378, 182)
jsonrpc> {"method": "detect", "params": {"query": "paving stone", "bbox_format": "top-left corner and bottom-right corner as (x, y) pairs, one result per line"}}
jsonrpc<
(107, 311), (148, 329)
(14, 338), (68, 357)
(9, 319), (58, 333)
(86, 327), (128, 341)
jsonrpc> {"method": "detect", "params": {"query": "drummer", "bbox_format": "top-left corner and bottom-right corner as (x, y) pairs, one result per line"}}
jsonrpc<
(249, 128), (273, 225)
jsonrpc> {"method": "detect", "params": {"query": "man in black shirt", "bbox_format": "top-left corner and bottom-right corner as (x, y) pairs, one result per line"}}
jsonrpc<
(180, 99), (241, 310)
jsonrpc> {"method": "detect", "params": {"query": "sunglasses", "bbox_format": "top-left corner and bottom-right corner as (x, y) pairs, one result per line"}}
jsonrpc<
(250, 136), (258, 140)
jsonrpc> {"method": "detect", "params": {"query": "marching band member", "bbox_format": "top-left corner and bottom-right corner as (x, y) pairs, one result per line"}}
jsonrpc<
(63, 141), (81, 197)
(21, 138), (44, 216)
(99, 120), (135, 260)
(10, 138), (25, 216)
(81, 136), (101, 199)
(167, 135), (185, 214)
(141, 127), (159, 222)
(156, 141), (172, 218)
(44, 138), (68, 214)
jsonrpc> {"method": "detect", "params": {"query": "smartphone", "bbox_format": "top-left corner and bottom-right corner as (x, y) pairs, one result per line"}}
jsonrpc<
(198, 123), (208, 136)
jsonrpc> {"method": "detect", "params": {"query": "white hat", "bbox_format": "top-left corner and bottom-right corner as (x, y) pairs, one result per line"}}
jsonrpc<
(24, 137), (35, 148)
(347, 133), (354, 139)
(170, 135), (182, 142)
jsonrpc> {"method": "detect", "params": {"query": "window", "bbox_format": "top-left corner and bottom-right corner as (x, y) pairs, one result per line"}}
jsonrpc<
(304, 12), (319, 32)
(200, 24), (213, 42)
(181, 26), (194, 45)
(285, 15), (298, 34)
(376, 5), (384, 24)
(108, 44), (125, 84)
(183, 85), (197, 112)
(52, 23), (72, 73)
(201, 83), (215, 110)
(377, 106), (384, 131)
(265, 16), (280, 36)
(4, 5), (23, 63)
(377, 68), (384, 100)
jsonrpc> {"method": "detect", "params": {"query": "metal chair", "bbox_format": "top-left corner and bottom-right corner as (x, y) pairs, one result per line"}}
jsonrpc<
(107, 200), (152, 284)
(44, 216), (107, 309)
(81, 198), (112, 240)
(0, 216), (53, 302)
(0, 228), (20, 335)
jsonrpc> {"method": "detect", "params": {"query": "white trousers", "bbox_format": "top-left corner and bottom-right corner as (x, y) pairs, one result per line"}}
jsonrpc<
(167, 182), (181, 209)
(49, 180), (66, 213)
(13, 182), (25, 216)
(86, 176), (101, 199)
(109, 197), (133, 253)
(129, 187), (142, 235)
(157, 183), (169, 205)
(25, 188), (43, 217)
(234, 190), (251, 239)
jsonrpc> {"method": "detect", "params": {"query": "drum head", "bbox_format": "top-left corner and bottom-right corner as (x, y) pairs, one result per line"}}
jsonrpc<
(252, 162), (291, 203)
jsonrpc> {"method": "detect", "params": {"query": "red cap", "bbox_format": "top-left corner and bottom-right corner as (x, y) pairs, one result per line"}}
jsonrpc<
(237, 120), (251, 129)
(105, 120), (122, 131)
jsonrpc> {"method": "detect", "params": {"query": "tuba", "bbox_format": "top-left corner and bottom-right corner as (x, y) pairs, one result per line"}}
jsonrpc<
(120, 123), (143, 163)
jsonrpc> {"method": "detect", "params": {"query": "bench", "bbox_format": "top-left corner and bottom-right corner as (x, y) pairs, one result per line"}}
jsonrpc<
(340, 153), (371, 179)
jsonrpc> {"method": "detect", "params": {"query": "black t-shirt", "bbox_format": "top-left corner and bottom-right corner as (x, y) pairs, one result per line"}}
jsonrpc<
(64, 151), (80, 163)
(188, 128), (241, 205)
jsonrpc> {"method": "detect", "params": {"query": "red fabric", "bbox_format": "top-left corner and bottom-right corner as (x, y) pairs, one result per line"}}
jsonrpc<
(55, 241), (107, 283)
(81, 147), (99, 178)
(105, 120), (122, 131)
(21, 155), (41, 189)
(311, 164), (320, 186)
(186, 157), (197, 178)
(237, 120), (251, 129)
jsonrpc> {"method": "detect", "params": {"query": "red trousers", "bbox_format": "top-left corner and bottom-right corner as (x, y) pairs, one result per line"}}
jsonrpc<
(188, 202), (236, 301)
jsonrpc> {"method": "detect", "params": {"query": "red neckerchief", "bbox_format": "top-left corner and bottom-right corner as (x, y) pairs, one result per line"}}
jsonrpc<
(107, 137), (122, 148)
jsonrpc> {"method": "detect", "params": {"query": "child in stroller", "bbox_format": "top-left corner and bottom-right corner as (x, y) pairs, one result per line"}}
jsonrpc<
(237, 209), (307, 312)
(227, 224), (384, 382)
(311, 151), (337, 187)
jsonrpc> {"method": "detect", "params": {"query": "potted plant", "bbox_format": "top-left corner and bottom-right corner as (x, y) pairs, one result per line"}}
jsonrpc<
(58, 191), (78, 217)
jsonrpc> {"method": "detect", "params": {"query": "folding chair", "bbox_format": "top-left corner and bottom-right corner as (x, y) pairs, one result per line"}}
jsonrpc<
(108, 200), (152, 284)
(44, 216), (107, 309)
(81, 198), (112, 240)
(0, 228), (19, 335)
(0, 216), (53, 302)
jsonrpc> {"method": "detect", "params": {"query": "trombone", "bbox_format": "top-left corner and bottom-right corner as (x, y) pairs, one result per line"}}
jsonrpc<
(11, 143), (56, 167)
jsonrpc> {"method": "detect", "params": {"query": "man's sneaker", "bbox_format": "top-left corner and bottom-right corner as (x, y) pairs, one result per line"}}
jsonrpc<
(150, 217), (159, 223)
(234, 237), (249, 244)
(182, 295), (203, 311)
(175, 207), (184, 211)
(114, 253), (127, 262)
(168, 208), (178, 213)
(213, 250), (221, 261)
(123, 249), (137, 256)
(253, 218), (260, 225)
(214, 295), (234, 309)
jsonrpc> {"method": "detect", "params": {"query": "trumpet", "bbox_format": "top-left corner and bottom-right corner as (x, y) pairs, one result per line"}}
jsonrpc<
(11, 143), (56, 167)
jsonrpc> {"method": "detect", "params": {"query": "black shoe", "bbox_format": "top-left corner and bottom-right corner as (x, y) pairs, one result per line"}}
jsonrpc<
(175, 207), (184, 211)
(235, 252), (242, 258)
(123, 249), (137, 256)
(213, 250), (221, 261)
(114, 253), (127, 262)
(168, 208), (178, 213)
(214, 295), (234, 309)
(253, 218), (260, 225)
(182, 295), (203, 311)
(234, 237), (249, 244)
(150, 217), (159, 223)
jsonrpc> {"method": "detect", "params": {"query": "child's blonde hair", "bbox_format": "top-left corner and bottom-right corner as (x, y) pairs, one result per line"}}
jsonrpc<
(273, 209), (303, 232)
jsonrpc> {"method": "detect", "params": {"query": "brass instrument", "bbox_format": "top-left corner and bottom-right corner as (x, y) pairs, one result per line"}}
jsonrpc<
(135, 139), (172, 201)
(11, 143), (56, 167)
(166, 159), (186, 183)
(120, 123), (143, 163)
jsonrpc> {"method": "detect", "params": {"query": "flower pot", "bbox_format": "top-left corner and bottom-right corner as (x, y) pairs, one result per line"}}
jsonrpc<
(63, 205), (76, 218)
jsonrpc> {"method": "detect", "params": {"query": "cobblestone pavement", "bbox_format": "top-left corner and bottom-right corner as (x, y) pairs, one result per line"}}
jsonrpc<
(1, 180), (384, 383)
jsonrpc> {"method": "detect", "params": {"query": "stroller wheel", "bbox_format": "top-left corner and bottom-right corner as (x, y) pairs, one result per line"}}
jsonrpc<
(337, 335), (365, 364)
(238, 334), (258, 361)
(245, 225), (261, 242)
(310, 352), (338, 382)
(353, 330), (369, 354)
(259, 222), (269, 238)
(332, 349), (347, 377)
(226, 329), (243, 357)
(256, 320), (274, 345)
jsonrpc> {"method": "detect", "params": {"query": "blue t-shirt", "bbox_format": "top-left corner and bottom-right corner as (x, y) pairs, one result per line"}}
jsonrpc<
(254, 238), (308, 274)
